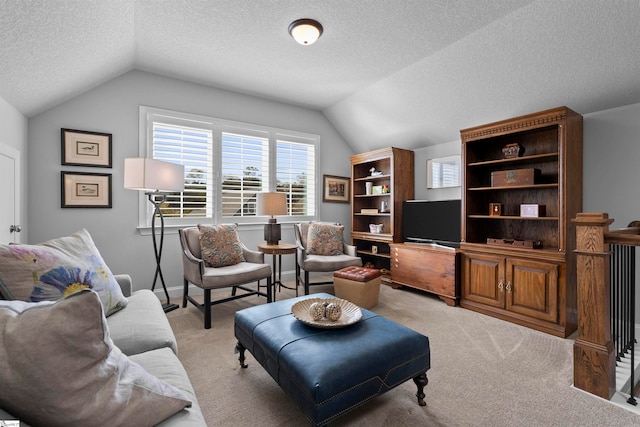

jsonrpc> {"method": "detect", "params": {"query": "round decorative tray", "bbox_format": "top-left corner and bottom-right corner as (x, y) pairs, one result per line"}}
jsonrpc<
(291, 298), (362, 329)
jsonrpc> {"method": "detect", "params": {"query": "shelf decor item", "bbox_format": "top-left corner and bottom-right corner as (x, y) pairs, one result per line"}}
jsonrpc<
(369, 224), (383, 234)
(502, 143), (524, 158)
(520, 204), (546, 217)
(491, 168), (540, 187)
(61, 128), (112, 168)
(361, 208), (378, 214)
(369, 167), (383, 176)
(489, 203), (502, 216)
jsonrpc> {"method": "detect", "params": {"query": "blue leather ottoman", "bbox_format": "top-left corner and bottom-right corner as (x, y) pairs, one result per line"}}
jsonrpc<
(234, 293), (430, 426)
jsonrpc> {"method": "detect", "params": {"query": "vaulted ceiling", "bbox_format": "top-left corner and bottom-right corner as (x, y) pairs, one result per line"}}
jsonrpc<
(1, 0), (638, 153)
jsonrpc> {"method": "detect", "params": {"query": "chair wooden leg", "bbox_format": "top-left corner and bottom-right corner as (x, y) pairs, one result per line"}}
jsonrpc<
(267, 277), (273, 302)
(204, 288), (212, 329)
(304, 271), (310, 295)
(182, 279), (189, 308)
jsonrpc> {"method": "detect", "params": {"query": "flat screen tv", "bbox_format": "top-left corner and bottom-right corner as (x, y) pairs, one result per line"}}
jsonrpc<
(402, 199), (461, 248)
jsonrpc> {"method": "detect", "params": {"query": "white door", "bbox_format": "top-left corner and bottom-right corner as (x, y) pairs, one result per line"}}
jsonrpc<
(0, 143), (21, 243)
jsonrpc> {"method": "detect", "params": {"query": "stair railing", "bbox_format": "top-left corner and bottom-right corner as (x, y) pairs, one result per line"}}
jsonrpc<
(573, 213), (640, 404)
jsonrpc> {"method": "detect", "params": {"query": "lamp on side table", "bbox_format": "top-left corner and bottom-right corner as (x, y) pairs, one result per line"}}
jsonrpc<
(124, 158), (184, 313)
(257, 192), (287, 245)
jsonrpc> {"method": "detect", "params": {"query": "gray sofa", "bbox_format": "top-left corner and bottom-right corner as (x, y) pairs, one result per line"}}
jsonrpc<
(0, 274), (207, 426)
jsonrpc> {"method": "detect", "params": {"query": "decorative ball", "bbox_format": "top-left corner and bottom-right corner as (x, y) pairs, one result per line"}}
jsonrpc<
(309, 302), (325, 321)
(325, 302), (342, 321)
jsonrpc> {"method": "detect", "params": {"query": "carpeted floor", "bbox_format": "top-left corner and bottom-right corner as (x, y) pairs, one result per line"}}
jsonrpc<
(166, 281), (640, 426)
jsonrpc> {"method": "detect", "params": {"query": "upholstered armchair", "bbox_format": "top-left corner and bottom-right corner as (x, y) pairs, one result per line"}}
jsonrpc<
(179, 224), (272, 329)
(294, 222), (362, 295)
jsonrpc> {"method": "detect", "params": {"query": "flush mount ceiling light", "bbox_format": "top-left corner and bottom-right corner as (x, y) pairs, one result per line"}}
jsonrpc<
(288, 18), (323, 45)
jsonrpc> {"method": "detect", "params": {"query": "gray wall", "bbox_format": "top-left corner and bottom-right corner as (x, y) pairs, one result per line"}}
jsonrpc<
(27, 70), (355, 294)
(0, 95), (28, 243)
(414, 140), (462, 201)
(583, 103), (640, 225)
(22, 70), (640, 301)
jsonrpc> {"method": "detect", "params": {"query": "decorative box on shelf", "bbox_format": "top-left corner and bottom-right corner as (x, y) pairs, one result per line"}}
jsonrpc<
(361, 208), (379, 214)
(491, 168), (540, 187)
(520, 204), (546, 217)
(502, 143), (524, 158)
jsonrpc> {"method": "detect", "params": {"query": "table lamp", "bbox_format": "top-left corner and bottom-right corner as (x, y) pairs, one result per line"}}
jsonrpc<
(257, 192), (287, 245)
(124, 158), (184, 312)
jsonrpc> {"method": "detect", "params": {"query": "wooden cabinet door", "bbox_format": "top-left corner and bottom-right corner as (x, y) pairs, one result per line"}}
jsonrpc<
(462, 252), (505, 308)
(505, 258), (558, 323)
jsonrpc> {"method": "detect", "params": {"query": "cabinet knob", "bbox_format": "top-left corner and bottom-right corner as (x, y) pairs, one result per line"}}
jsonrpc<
(506, 282), (512, 292)
(498, 281), (504, 291)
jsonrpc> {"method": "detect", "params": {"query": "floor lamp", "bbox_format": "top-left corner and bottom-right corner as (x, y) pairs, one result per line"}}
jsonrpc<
(124, 158), (185, 313)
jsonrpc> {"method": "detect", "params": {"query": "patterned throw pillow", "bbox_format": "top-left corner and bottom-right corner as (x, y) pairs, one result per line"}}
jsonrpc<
(0, 290), (191, 426)
(0, 229), (128, 316)
(307, 223), (345, 256)
(198, 224), (246, 267)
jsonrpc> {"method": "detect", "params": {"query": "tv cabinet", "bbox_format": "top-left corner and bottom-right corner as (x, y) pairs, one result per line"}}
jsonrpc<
(350, 147), (414, 285)
(390, 243), (460, 306)
(459, 106), (582, 337)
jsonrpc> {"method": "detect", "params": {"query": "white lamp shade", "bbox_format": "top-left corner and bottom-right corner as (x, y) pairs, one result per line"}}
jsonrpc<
(124, 158), (185, 192)
(257, 192), (287, 217)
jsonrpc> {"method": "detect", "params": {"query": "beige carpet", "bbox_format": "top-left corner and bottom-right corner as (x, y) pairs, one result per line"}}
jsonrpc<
(166, 281), (640, 426)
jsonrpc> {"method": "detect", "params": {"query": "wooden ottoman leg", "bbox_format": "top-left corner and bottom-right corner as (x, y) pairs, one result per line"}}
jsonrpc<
(235, 341), (248, 368)
(413, 372), (428, 406)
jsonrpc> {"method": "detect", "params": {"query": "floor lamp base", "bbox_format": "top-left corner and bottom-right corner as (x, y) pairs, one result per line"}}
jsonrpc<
(162, 302), (179, 313)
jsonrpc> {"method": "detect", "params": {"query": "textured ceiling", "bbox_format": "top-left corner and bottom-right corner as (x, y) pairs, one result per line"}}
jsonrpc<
(1, 0), (639, 153)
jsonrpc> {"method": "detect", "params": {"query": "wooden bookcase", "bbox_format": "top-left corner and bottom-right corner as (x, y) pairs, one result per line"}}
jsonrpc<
(350, 147), (414, 284)
(459, 106), (583, 337)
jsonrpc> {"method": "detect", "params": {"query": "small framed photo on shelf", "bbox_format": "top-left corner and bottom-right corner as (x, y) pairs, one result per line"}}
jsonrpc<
(61, 128), (112, 167)
(61, 171), (112, 208)
(323, 175), (350, 203)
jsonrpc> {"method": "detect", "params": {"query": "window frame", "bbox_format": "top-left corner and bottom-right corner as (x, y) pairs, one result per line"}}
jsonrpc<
(136, 106), (319, 229)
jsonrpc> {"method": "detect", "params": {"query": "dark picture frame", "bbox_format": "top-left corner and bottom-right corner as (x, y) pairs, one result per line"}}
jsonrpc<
(61, 171), (112, 208)
(323, 174), (350, 203)
(61, 128), (112, 168)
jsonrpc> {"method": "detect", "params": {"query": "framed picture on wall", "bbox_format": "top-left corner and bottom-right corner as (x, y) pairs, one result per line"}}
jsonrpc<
(61, 171), (112, 208)
(323, 175), (350, 203)
(61, 128), (112, 167)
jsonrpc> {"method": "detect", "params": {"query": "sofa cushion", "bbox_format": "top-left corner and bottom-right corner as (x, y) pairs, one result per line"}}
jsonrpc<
(307, 223), (344, 256)
(131, 347), (207, 427)
(198, 223), (246, 267)
(0, 289), (191, 427)
(107, 289), (178, 356)
(0, 228), (127, 316)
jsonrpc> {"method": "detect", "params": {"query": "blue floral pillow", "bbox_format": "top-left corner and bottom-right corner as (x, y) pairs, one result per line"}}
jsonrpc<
(0, 229), (127, 316)
(198, 224), (246, 267)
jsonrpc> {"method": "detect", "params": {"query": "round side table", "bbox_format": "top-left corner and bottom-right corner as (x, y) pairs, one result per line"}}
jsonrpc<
(257, 242), (298, 300)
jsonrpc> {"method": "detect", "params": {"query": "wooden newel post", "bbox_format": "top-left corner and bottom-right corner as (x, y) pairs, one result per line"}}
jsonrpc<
(572, 212), (616, 399)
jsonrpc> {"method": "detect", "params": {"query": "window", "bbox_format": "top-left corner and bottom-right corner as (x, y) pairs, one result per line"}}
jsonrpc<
(139, 106), (318, 227)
